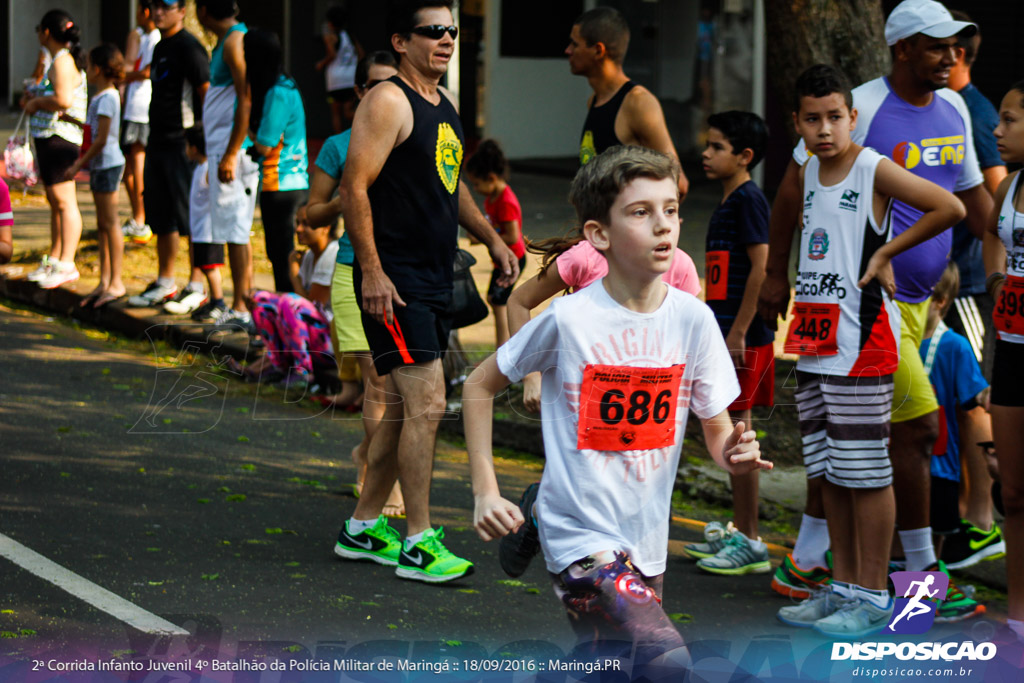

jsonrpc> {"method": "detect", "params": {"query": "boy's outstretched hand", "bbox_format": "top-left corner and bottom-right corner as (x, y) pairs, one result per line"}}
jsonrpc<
(474, 494), (525, 541)
(858, 251), (896, 297)
(725, 421), (773, 473)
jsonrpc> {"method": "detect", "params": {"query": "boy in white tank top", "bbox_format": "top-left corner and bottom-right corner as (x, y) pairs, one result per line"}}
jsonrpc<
(776, 65), (965, 638)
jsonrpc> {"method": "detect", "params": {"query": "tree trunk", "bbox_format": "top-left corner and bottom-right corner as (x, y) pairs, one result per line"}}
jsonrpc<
(765, 0), (890, 144)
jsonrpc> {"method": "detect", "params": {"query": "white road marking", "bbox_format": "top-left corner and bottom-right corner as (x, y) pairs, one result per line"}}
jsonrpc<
(0, 533), (189, 635)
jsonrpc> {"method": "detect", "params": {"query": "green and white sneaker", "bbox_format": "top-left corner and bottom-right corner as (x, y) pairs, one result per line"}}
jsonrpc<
(697, 530), (771, 575)
(683, 521), (735, 560)
(335, 516), (402, 566)
(396, 527), (474, 583)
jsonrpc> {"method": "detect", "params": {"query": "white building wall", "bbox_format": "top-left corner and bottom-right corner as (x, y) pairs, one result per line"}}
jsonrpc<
(482, 0), (593, 159)
(9, 0), (102, 103)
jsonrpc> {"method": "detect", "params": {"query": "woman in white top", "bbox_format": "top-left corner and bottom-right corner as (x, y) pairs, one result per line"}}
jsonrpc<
(21, 9), (88, 290)
(315, 4), (362, 133)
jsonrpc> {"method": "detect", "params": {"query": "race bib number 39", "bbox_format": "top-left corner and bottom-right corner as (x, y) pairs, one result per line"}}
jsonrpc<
(784, 302), (840, 356)
(994, 275), (1024, 335)
(577, 364), (684, 451)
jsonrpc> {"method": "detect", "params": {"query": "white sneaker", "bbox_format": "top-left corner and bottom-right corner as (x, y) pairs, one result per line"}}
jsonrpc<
(37, 262), (80, 289)
(777, 588), (852, 628)
(163, 288), (208, 315)
(26, 256), (52, 282)
(212, 308), (254, 333)
(814, 597), (893, 639)
(128, 281), (178, 307)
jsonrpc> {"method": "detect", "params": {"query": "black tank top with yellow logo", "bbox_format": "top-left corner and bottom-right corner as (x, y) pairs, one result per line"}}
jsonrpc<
(579, 80), (636, 166)
(362, 75), (464, 298)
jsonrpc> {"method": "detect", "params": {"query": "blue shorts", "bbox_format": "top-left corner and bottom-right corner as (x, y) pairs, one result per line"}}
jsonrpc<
(90, 164), (124, 194)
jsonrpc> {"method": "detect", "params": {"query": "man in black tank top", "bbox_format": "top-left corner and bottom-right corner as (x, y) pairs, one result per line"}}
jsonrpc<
(336, 0), (518, 584)
(567, 7), (689, 199)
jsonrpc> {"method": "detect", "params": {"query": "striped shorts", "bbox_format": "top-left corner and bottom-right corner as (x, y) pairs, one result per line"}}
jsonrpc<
(796, 371), (894, 489)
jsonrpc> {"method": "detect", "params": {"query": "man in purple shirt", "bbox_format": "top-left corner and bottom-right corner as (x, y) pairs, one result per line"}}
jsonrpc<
(759, 0), (992, 622)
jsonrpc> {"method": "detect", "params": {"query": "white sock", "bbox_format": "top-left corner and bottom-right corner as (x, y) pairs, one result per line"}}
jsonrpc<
(186, 281), (205, 294)
(899, 527), (937, 571)
(831, 580), (856, 599)
(405, 529), (428, 549)
(793, 514), (830, 568)
(853, 584), (892, 609)
(346, 517), (377, 534)
(1008, 618), (1024, 639)
(156, 276), (175, 289)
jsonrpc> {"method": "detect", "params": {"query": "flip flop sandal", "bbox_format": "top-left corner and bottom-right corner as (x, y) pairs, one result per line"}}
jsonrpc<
(93, 291), (126, 308)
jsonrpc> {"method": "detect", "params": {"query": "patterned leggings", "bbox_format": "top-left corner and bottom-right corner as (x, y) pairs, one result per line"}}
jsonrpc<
(250, 291), (332, 377)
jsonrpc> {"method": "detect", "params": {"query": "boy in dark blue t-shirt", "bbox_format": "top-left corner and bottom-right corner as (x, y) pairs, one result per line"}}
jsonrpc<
(684, 110), (775, 576)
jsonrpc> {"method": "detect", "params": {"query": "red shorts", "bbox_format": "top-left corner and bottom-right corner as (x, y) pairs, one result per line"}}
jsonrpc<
(729, 343), (775, 412)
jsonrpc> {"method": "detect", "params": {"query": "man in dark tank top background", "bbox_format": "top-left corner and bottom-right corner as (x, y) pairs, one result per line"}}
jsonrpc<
(337, 0), (518, 583)
(567, 6), (690, 200)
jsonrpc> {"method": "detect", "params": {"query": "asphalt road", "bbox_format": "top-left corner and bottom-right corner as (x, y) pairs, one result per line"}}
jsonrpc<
(0, 302), (1014, 681)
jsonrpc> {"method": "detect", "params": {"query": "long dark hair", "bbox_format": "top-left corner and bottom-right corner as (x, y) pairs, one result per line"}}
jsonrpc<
(244, 28), (294, 136)
(40, 9), (85, 69)
(89, 43), (126, 85)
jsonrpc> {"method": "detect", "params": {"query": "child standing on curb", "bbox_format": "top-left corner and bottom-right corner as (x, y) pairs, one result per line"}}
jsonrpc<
(776, 65), (964, 638)
(68, 44), (126, 308)
(685, 110), (774, 576)
(464, 146), (771, 661)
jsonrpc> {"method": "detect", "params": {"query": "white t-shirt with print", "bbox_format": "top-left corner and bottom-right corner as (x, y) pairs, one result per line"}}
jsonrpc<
(300, 242), (339, 299)
(86, 88), (125, 170)
(496, 281), (739, 575)
(123, 27), (161, 124)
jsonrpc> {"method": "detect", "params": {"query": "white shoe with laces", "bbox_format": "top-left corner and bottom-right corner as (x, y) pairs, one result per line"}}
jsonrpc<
(37, 262), (79, 289)
(163, 288), (208, 315)
(26, 257), (52, 282)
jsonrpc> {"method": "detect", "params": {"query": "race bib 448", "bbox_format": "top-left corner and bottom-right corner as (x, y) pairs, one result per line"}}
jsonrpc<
(577, 364), (684, 451)
(784, 302), (840, 356)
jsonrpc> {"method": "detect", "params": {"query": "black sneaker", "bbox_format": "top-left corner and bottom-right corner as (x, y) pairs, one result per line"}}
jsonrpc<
(499, 482), (540, 577)
(192, 299), (228, 323)
(941, 519), (1006, 570)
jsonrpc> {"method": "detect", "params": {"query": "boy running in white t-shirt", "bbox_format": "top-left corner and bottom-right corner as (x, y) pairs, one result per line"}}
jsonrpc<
(463, 146), (771, 660)
(775, 65), (965, 638)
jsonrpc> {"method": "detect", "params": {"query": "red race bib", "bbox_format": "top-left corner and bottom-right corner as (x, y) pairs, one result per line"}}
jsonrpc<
(784, 302), (840, 356)
(577, 364), (684, 451)
(705, 251), (730, 301)
(994, 275), (1024, 335)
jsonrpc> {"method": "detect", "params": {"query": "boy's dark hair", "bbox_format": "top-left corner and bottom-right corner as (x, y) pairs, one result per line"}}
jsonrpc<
(387, 0), (453, 39)
(570, 145), (678, 228)
(185, 125), (206, 156)
(465, 139), (508, 180)
(355, 50), (396, 89)
(793, 64), (853, 112)
(951, 10), (980, 67)
(574, 7), (630, 64)
(707, 110), (768, 170)
(89, 43), (126, 84)
(39, 9), (85, 69)
(194, 0), (239, 20)
(326, 4), (350, 31)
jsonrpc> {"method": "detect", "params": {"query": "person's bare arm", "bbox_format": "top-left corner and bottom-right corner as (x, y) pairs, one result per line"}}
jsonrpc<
(458, 180), (519, 286)
(757, 159), (802, 329)
(465, 354), (525, 541)
(25, 52), (78, 114)
(507, 263), (570, 413)
(700, 412), (772, 474)
(30, 48), (48, 84)
(983, 165), (1007, 196)
(983, 173), (1013, 295)
(861, 158), (967, 294)
(307, 283), (331, 307)
(316, 30), (338, 71)
(497, 219), (521, 247)
(624, 86), (689, 200)
(0, 226), (12, 264)
(954, 183), (995, 240)
(725, 243), (768, 365)
(66, 113), (114, 180)
(217, 31), (250, 184)
(339, 82), (409, 325)
(305, 166), (343, 228)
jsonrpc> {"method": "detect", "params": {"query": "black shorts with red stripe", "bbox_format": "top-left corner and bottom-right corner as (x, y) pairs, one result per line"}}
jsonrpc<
(358, 293), (453, 376)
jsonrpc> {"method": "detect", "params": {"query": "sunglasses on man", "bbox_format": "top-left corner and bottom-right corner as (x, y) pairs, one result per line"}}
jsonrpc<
(411, 24), (458, 40)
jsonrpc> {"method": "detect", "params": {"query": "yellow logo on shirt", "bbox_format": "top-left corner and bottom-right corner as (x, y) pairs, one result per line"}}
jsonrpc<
(580, 130), (596, 166)
(893, 135), (965, 170)
(435, 122), (463, 195)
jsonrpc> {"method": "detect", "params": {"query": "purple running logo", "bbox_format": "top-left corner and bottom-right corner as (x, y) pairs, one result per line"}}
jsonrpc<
(886, 571), (948, 634)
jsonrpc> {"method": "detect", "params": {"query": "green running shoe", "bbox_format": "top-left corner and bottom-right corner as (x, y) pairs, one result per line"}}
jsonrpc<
(928, 560), (986, 623)
(683, 521), (735, 560)
(396, 527), (474, 583)
(941, 519), (1006, 570)
(335, 516), (402, 566)
(697, 530), (771, 575)
(771, 551), (832, 599)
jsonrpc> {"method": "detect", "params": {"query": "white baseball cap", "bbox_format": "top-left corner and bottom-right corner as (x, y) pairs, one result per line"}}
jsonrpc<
(884, 0), (976, 46)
